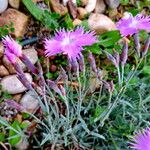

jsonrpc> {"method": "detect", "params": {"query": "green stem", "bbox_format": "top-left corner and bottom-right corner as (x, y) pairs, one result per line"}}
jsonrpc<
(121, 65), (124, 85)
(108, 92), (113, 107)
(100, 59), (143, 125)
(117, 67), (121, 87)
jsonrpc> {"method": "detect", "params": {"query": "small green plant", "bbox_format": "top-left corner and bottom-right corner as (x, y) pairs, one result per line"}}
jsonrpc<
(0, 23), (14, 38)
(0, 117), (29, 147)
(22, 0), (60, 29)
(0, 12), (150, 149)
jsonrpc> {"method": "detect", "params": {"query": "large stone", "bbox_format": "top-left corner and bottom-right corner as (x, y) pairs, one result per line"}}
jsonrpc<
(0, 73), (32, 94)
(95, 0), (106, 14)
(15, 138), (29, 150)
(80, 0), (89, 6)
(88, 13), (116, 34)
(85, 0), (97, 13)
(9, 0), (20, 9)
(0, 0), (8, 13)
(0, 42), (4, 58)
(77, 7), (88, 19)
(49, 0), (68, 16)
(105, 0), (120, 9)
(32, 0), (43, 2)
(20, 91), (38, 113)
(67, 0), (77, 19)
(0, 65), (9, 77)
(0, 9), (28, 37)
(63, 0), (76, 6)
(3, 48), (38, 74)
(73, 18), (82, 26)
(12, 94), (22, 102)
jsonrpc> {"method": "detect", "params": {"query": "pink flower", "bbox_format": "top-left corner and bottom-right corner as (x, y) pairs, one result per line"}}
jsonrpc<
(44, 27), (97, 60)
(130, 127), (150, 150)
(2, 35), (22, 57)
(116, 13), (150, 37)
(4, 50), (17, 64)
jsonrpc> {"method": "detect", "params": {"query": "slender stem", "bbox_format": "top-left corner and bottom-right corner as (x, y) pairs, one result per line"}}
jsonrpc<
(100, 59), (143, 125)
(121, 65), (124, 85)
(97, 83), (103, 105)
(117, 67), (121, 86)
(133, 33), (141, 58)
(77, 68), (82, 117)
(108, 92), (113, 107)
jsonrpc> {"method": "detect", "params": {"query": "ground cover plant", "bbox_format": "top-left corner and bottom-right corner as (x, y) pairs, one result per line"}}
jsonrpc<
(0, 0), (150, 150)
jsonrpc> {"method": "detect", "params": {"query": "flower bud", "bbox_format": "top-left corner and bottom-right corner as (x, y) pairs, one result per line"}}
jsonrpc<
(88, 52), (97, 73)
(142, 35), (150, 57)
(47, 79), (62, 95)
(77, 53), (85, 72)
(20, 54), (39, 75)
(133, 33), (141, 57)
(120, 41), (128, 66)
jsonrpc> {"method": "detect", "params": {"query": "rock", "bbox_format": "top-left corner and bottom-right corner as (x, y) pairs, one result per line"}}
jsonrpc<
(85, 0), (97, 13)
(108, 8), (118, 19)
(0, 73), (32, 94)
(49, 0), (68, 16)
(63, 0), (76, 6)
(3, 47), (38, 74)
(20, 91), (38, 113)
(0, 9), (28, 38)
(9, 0), (20, 9)
(0, 42), (4, 58)
(67, 0), (77, 19)
(22, 48), (38, 69)
(73, 18), (82, 26)
(89, 77), (101, 93)
(95, 0), (106, 14)
(77, 7), (88, 19)
(105, 0), (120, 9)
(88, 13), (116, 34)
(3, 56), (19, 74)
(80, 0), (89, 6)
(15, 138), (29, 150)
(0, 65), (9, 77)
(32, 0), (43, 2)
(0, 0), (8, 13)
(12, 94), (22, 102)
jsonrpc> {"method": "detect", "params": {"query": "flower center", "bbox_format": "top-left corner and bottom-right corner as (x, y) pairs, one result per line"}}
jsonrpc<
(129, 20), (138, 28)
(61, 33), (75, 46)
(62, 37), (71, 46)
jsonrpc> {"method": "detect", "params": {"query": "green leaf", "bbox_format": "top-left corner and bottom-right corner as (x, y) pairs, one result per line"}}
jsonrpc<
(22, 113), (30, 119)
(90, 106), (106, 123)
(61, 14), (74, 29)
(98, 30), (121, 48)
(8, 120), (21, 146)
(22, 0), (60, 29)
(2, 92), (12, 99)
(0, 133), (5, 142)
(20, 121), (30, 129)
(22, 0), (43, 21)
(85, 43), (101, 54)
(120, 0), (129, 5)
(81, 20), (90, 30)
(142, 66), (150, 75)
(42, 10), (60, 29)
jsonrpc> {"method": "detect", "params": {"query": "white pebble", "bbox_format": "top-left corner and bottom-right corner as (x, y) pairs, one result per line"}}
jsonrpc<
(63, 0), (76, 6)
(0, 0), (8, 13)
(85, 0), (97, 13)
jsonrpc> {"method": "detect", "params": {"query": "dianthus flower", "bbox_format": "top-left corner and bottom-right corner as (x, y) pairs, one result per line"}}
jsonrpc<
(2, 35), (22, 57)
(130, 127), (150, 150)
(44, 27), (97, 60)
(116, 13), (150, 37)
(4, 50), (17, 64)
